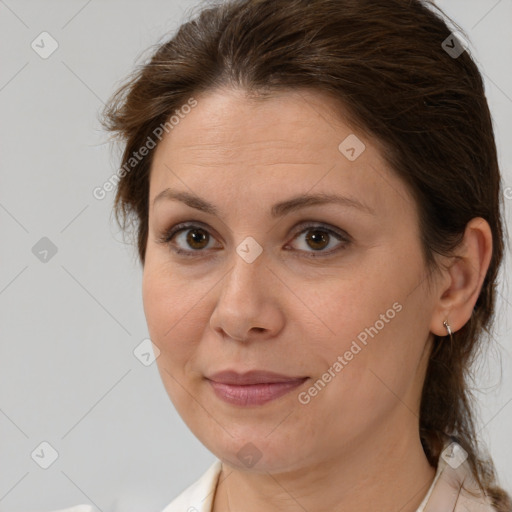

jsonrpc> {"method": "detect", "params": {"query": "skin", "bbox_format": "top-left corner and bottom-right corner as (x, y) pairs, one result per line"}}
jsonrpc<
(142, 87), (493, 512)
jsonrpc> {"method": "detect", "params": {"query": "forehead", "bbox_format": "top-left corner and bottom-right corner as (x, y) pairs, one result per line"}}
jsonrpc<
(156, 88), (359, 163)
(149, 87), (414, 218)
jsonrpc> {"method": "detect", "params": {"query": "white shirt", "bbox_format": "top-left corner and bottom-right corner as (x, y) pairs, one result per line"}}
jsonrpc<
(162, 451), (496, 512)
(54, 443), (496, 512)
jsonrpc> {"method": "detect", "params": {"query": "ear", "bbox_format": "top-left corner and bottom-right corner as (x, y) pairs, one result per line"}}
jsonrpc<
(429, 217), (493, 337)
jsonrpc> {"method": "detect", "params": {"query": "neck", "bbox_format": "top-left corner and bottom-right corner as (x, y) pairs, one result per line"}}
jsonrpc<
(212, 427), (435, 512)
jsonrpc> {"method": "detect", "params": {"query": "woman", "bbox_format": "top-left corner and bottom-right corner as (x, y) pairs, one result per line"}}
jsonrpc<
(73, 0), (512, 510)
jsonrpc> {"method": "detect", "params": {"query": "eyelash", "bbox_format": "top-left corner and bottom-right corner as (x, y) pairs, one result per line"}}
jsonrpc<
(157, 221), (352, 260)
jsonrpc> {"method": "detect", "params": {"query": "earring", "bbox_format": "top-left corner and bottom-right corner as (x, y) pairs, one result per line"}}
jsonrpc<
(443, 320), (453, 337)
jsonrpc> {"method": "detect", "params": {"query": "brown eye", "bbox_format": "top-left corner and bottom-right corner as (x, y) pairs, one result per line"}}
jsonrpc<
(305, 229), (331, 251)
(185, 228), (210, 250)
(286, 223), (351, 258)
(158, 223), (220, 257)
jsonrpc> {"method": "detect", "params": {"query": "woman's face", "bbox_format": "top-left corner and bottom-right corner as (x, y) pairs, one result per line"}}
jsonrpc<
(143, 88), (438, 472)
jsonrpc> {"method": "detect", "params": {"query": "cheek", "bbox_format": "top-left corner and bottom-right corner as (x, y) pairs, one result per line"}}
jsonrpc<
(311, 257), (428, 405)
(307, 271), (397, 352)
(142, 267), (199, 365)
(142, 268), (171, 341)
(142, 268), (207, 416)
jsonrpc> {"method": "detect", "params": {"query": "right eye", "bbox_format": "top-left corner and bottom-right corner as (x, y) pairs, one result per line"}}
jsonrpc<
(157, 223), (221, 257)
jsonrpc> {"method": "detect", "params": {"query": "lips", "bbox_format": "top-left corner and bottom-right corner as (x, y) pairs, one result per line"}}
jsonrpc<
(205, 370), (309, 406)
(206, 369), (307, 385)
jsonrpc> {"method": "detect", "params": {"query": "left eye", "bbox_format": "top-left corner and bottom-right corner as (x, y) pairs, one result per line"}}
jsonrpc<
(287, 225), (349, 256)
(158, 222), (350, 258)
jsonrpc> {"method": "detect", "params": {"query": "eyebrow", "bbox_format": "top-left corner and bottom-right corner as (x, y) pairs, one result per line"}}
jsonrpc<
(152, 188), (375, 217)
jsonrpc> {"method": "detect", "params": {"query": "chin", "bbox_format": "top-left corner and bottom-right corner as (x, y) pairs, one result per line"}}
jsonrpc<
(202, 428), (313, 473)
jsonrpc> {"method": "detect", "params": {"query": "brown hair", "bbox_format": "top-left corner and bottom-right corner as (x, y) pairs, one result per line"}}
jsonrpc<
(101, 0), (510, 509)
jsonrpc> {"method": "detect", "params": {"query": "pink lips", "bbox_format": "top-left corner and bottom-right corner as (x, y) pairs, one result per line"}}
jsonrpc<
(206, 370), (308, 406)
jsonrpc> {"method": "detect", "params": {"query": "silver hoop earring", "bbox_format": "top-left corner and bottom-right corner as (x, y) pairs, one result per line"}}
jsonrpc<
(443, 320), (452, 337)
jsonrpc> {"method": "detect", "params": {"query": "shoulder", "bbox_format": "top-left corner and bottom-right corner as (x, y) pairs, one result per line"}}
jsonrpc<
(161, 459), (223, 512)
(46, 460), (222, 512)
(422, 446), (497, 512)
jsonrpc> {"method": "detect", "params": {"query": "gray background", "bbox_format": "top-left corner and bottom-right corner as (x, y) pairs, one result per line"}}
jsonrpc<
(0, 1), (511, 511)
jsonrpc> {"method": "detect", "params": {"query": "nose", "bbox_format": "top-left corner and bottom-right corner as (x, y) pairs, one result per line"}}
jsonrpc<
(209, 246), (285, 343)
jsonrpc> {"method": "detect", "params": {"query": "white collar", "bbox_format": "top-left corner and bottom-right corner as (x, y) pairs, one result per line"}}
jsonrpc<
(161, 458), (222, 512)
(161, 444), (495, 512)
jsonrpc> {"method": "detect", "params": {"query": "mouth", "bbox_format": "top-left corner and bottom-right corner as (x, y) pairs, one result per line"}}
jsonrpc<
(205, 370), (309, 406)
